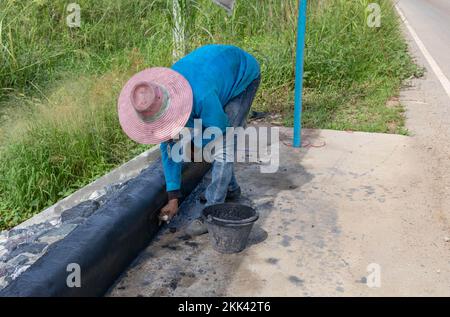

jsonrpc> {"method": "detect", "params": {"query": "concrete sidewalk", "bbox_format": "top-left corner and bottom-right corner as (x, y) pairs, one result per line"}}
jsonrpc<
(108, 128), (450, 297)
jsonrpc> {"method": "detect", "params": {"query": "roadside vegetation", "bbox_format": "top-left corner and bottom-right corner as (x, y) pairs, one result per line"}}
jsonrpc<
(0, 0), (421, 229)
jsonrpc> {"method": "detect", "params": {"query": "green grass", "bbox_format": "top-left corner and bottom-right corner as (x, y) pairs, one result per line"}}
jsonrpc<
(0, 70), (150, 228)
(293, 0), (423, 134)
(0, 0), (420, 229)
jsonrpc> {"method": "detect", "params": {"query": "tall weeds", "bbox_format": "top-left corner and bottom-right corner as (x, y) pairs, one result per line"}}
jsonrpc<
(0, 0), (418, 229)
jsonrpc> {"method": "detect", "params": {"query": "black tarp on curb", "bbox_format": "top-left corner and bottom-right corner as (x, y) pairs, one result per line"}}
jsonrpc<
(0, 159), (210, 297)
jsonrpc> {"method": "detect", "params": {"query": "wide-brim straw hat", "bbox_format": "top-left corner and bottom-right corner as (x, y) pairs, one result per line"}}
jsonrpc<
(117, 67), (193, 144)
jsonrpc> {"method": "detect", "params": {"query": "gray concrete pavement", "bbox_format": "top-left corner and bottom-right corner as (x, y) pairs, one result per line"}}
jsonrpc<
(108, 128), (450, 297)
(397, 0), (450, 234)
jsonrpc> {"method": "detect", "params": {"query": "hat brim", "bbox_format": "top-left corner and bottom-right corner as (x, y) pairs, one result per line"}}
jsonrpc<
(118, 67), (193, 145)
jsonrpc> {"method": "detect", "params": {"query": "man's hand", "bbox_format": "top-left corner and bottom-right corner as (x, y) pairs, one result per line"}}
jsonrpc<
(159, 198), (179, 224)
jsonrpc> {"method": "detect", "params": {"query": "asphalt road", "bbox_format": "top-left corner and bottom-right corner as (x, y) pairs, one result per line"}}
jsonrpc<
(397, 0), (450, 83)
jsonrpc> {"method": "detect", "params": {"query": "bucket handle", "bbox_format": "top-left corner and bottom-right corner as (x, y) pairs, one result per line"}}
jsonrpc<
(206, 213), (259, 227)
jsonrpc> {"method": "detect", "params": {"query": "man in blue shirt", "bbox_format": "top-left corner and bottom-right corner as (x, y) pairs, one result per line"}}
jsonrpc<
(118, 44), (260, 236)
(160, 45), (260, 235)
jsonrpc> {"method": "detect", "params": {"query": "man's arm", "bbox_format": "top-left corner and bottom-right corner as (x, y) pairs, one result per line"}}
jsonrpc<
(160, 141), (182, 222)
(160, 141), (183, 193)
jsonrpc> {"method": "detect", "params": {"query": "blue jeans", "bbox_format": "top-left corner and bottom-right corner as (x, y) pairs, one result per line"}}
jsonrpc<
(204, 76), (261, 206)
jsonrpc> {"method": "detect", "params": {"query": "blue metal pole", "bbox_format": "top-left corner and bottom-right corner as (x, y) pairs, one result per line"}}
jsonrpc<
(293, 0), (308, 148)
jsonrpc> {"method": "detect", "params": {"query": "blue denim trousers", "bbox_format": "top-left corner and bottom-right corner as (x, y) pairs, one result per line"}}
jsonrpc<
(204, 76), (261, 206)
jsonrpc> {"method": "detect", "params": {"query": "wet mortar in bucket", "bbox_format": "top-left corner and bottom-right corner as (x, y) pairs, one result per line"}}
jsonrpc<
(202, 203), (259, 254)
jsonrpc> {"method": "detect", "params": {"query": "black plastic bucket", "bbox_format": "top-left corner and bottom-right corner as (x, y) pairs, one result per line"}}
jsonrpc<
(203, 203), (259, 254)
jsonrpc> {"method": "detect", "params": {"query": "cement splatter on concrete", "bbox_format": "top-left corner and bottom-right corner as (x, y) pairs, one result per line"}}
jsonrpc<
(266, 258), (279, 265)
(288, 276), (304, 286)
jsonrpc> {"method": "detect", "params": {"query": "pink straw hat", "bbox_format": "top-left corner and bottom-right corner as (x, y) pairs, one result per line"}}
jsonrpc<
(117, 67), (193, 144)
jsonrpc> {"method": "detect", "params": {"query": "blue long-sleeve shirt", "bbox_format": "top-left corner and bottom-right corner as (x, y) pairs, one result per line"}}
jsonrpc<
(160, 44), (260, 192)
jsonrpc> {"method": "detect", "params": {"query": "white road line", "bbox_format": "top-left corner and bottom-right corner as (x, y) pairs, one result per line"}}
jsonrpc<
(395, 4), (450, 100)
